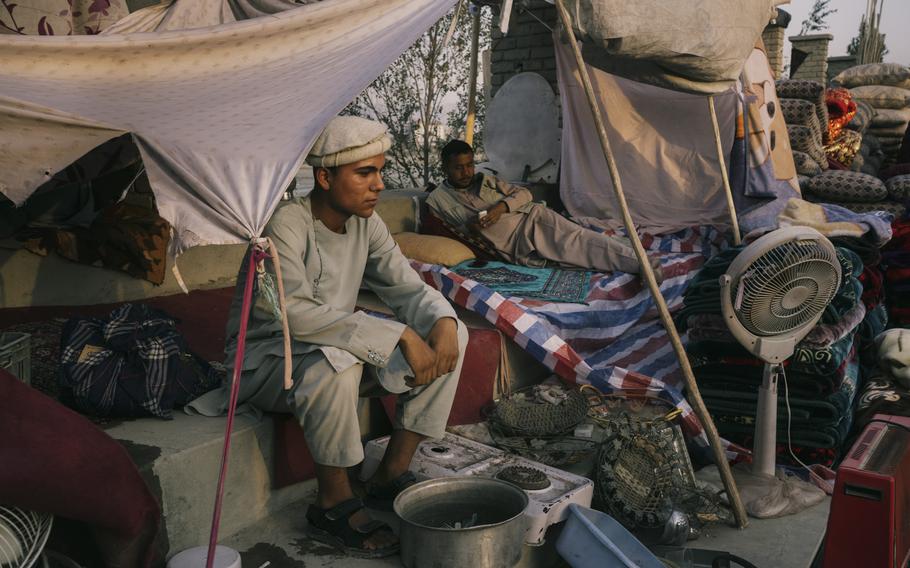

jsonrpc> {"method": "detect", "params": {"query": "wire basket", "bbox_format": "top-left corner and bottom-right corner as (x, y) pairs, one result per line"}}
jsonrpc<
(490, 384), (589, 437)
(0, 333), (30, 385)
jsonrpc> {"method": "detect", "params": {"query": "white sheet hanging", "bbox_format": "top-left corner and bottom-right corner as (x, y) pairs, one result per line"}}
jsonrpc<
(0, 0), (457, 253)
(555, 38), (738, 233)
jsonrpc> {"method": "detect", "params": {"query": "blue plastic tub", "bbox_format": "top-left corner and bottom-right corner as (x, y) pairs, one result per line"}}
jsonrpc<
(556, 504), (664, 568)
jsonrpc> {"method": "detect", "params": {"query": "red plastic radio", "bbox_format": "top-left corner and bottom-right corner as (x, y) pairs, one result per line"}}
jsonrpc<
(824, 414), (910, 568)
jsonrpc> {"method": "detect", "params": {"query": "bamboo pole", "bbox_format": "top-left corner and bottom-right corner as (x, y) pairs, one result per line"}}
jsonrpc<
(708, 96), (741, 246)
(553, 0), (749, 529)
(465, 5), (481, 146)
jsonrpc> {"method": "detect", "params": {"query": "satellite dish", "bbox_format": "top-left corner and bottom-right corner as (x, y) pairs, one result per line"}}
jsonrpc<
(483, 73), (560, 183)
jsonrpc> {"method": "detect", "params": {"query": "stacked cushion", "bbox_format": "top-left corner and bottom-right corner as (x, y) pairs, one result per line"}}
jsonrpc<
(805, 171), (888, 203)
(836, 63), (910, 168)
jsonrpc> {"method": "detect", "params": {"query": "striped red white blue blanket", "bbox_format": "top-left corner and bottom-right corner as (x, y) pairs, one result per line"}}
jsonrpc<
(412, 226), (740, 453)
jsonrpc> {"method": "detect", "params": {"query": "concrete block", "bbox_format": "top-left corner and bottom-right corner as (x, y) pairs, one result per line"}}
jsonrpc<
(503, 48), (532, 61)
(107, 413), (314, 557)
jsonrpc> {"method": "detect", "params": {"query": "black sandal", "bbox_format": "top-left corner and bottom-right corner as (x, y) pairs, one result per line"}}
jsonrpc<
(364, 471), (418, 511)
(304, 498), (399, 558)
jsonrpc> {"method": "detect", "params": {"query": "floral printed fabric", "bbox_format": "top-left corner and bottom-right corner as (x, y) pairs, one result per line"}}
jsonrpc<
(825, 87), (857, 142)
(0, 0), (127, 36)
(825, 129), (862, 168)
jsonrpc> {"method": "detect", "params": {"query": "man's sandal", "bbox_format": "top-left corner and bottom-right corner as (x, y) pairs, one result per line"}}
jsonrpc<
(304, 498), (399, 558)
(364, 470), (417, 511)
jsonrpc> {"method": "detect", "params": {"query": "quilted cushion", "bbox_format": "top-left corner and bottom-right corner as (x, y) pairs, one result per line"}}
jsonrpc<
(788, 124), (827, 168)
(850, 85), (910, 109)
(850, 154), (865, 172)
(869, 107), (910, 128)
(886, 175), (910, 200)
(781, 98), (824, 142)
(806, 170), (888, 203)
(777, 80), (828, 137)
(792, 151), (822, 176)
(393, 232), (475, 266)
(834, 63), (910, 89)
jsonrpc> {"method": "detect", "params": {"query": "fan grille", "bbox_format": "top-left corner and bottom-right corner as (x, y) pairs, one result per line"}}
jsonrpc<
(732, 239), (839, 337)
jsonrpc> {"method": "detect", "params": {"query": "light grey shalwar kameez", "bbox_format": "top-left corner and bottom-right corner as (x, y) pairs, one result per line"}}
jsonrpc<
(189, 196), (466, 467)
(426, 173), (643, 274)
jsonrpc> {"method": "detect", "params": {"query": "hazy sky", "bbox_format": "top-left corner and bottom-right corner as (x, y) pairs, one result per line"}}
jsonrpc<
(782, 0), (909, 66)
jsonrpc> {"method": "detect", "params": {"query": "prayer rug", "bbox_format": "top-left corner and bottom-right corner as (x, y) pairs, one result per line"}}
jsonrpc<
(451, 260), (592, 303)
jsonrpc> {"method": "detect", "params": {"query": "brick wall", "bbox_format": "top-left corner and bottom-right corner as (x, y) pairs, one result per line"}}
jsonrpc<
(827, 56), (858, 84)
(789, 33), (833, 85)
(490, 0), (558, 97)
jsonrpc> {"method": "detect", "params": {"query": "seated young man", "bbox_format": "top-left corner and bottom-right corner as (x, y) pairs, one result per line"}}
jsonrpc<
(192, 116), (467, 558)
(427, 140), (662, 280)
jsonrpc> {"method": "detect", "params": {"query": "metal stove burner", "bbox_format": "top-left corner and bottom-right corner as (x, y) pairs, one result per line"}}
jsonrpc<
(496, 465), (551, 491)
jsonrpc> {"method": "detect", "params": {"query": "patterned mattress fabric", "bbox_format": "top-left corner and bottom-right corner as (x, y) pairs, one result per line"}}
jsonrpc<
(886, 174), (910, 200)
(777, 79), (829, 140)
(824, 129), (863, 168)
(806, 170), (888, 203)
(781, 98), (824, 143)
(412, 226), (739, 453)
(793, 150), (823, 176)
(788, 124), (828, 168)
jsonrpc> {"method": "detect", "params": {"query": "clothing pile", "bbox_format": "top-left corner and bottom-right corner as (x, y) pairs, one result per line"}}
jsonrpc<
(677, 241), (885, 467)
(835, 63), (910, 169)
(882, 218), (910, 326)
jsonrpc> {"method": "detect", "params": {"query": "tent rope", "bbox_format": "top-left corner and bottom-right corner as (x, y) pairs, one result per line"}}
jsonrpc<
(553, 0), (748, 529)
(206, 243), (262, 567)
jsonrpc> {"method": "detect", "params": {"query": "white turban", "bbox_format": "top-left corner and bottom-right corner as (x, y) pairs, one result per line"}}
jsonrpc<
(305, 115), (392, 168)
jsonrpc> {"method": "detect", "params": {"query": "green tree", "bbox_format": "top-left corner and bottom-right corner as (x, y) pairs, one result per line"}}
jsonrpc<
(800, 0), (836, 35)
(847, 19), (888, 59)
(345, 3), (491, 188)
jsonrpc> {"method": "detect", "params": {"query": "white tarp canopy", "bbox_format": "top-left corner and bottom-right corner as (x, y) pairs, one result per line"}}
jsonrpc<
(0, 0), (457, 254)
(563, 0), (785, 94)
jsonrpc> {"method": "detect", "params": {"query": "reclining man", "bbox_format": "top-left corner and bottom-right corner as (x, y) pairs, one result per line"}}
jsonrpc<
(427, 140), (662, 280)
(191, 116), (467, 558)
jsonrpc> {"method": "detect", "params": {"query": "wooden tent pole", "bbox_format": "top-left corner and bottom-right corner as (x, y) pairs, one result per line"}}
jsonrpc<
(553, 0), (749, 529)
(465, 4), (481, 146)
(708, 96), (741, 246)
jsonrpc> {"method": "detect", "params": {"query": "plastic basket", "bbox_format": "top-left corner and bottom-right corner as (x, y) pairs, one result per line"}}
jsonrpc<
(556, 504), (664, 568)
(0, 332), (31, 384)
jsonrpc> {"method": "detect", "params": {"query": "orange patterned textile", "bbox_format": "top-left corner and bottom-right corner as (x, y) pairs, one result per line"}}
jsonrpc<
(826, 87), (858, 142)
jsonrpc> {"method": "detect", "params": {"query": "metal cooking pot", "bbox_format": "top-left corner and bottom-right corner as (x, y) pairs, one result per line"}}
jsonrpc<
(394, 477), (530, 568)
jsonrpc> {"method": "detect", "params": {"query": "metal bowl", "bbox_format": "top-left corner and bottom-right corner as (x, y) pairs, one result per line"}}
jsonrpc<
(394, 477), (529, 568)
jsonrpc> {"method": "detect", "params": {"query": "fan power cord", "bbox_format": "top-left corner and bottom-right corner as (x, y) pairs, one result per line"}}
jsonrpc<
(781, 367), (814, 475)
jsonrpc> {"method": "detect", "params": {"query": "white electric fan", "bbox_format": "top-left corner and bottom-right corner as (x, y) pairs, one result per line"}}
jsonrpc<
(719, 226), (841, 476)
(0, 506), (53, 568)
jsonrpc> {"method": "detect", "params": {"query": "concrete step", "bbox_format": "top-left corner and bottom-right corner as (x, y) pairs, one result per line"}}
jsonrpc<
(104, 412), (315, 558)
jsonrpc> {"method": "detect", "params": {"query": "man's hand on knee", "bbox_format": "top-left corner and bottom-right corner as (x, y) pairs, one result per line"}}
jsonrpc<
(399, 327), (439, 386)
(427, 317), (459, 378)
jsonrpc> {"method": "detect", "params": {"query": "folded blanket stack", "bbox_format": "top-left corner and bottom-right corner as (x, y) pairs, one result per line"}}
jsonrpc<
(883, 218), (910, 326)
(678, 246), (869, 466)
(855, 329), (910, 433)
(834, 63), (910, 169)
